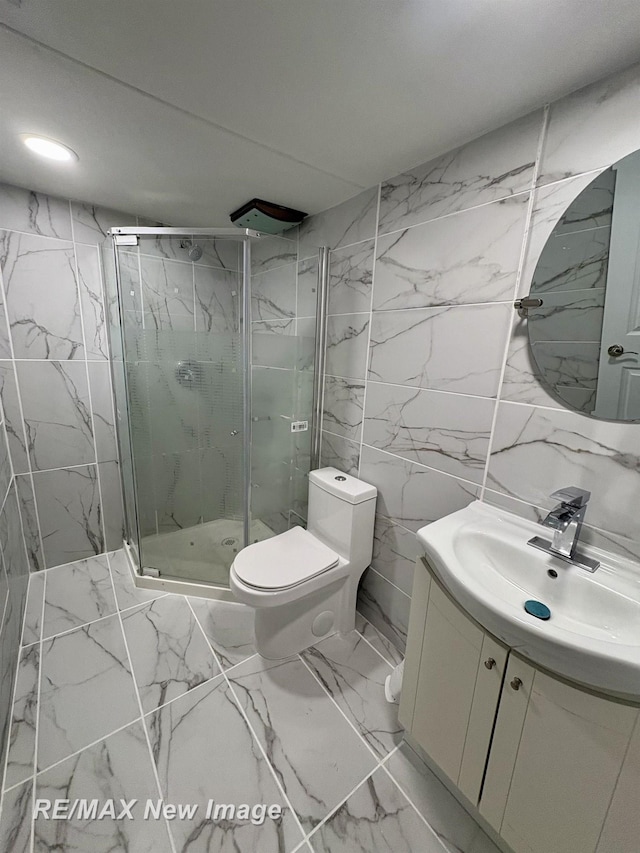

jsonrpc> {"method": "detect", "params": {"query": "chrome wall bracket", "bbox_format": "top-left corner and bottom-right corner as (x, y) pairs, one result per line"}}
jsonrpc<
(514, 296), (544, 318)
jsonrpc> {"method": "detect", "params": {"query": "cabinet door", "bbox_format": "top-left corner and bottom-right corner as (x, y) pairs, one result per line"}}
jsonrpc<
(483, 655), (638, 853)
(408, 575), (507, 797)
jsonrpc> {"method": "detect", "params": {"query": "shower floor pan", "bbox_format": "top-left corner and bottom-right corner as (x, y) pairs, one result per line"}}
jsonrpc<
(140, 517), (274, 586)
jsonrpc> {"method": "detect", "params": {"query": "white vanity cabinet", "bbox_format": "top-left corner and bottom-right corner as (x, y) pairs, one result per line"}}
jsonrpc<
(401, 556), (640, 853)
(399, 558), (508, 805)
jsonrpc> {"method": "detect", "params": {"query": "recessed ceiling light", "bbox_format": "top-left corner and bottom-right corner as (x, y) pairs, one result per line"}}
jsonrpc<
(20, 135), (78, 162)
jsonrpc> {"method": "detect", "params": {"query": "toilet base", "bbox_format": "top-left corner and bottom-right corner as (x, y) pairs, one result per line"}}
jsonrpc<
(254, 575), (357, 659)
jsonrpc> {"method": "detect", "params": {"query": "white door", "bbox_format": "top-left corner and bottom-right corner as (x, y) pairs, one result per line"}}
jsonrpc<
(594, 151), (640, 419)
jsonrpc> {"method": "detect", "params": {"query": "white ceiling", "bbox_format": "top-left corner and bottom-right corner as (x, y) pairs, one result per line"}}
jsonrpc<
(1, 0), (640, 226)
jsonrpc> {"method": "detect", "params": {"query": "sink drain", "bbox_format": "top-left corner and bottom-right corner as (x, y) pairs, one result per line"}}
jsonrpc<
(221, 537), (237, 547)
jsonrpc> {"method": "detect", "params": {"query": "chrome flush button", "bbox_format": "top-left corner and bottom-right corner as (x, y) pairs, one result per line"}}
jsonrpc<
(335, 476), (346, 481)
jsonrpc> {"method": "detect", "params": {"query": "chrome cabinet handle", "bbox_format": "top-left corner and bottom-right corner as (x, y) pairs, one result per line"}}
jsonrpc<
(510, 677), (523, 691)
(608, 344), (639, 357)
(484, 658), (496, 670)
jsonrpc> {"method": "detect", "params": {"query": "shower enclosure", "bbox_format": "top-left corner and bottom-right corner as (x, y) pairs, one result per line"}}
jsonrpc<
(104, 226), (326, 590)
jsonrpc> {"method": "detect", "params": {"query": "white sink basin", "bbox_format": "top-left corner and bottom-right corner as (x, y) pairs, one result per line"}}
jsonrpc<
(417, 501), (640, 696)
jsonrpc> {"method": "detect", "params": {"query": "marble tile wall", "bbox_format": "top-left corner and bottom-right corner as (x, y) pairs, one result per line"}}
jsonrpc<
(0, 182), (127, 569)
(315, 60), (640, 651)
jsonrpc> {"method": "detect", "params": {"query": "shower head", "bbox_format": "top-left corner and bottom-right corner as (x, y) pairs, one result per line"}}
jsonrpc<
(180, 239), (203, 261)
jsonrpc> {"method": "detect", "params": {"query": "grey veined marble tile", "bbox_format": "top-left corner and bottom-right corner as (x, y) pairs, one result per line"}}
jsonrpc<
(38, 613), (139, 771)
(307, 766), (444, 853)
(140, 255), (195, 331)
(187, 597), (256, 670)
(320, 431), (360, 476)
(328, 239), (374, 315)
(299, 187), (379, 257)
(76, 243), (109, 360)
(70, 201), (136, 245)
(146, 675), (303, 853)
(322, 376), (365, 442)
(302, 630), (402, 759)
(228, 654), (377, 832)
(378, 111), (541, 235)
(0, 230), (84, 360)
(0, 182), (72, 239)
(43, 554), (116, 639)
(34, 721), (174, 853)
(538, 61), (640, 186)
(108, 548), (167, 612)
(0, 363), (28, 474)
(355, 613), (404, 668)
(15, 474), (44, 573)
(0, 777), (32, 853)
(33, 464), (103, 568)
(371, 514), (420, 597)
(374, 194), (528, 311)
(195, 265), (238, 334)
(357, 569), (411, 653)
(359, 445), (480, 533)
(363, 382), (495, 484)
(368, 303), (511, 398)
(516, 172), (611, 300)
(252, 262), (297, 322)
(16, 360), (95, 471)
(21, 570), (45, 647)
(5, 644), (39, 789)
(121, 595), (220, 714)
(385, 742), (501, 853)
(486, 401), (640, 543)
(325, 313), (370, 380)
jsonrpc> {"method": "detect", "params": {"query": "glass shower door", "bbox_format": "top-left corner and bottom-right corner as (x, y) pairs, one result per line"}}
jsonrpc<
(250, 234), (318, 535)
(106, 227), (323, 588)
(111, 234), (245, 584)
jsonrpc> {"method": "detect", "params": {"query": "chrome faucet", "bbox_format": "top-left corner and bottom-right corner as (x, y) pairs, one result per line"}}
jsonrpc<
(527, 486), (599, 572)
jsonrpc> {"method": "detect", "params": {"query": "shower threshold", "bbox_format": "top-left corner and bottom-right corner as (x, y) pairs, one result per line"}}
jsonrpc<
(124, 517), (275, 602)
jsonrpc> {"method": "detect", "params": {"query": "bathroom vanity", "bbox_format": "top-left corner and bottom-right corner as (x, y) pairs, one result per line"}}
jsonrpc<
(400, 504), (640, 853)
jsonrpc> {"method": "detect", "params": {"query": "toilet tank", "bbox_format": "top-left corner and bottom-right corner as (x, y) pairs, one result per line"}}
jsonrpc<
(307, 468), (377, 568)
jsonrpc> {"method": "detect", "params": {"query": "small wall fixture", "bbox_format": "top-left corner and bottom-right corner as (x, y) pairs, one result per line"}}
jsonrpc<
(20, 135), (78, 162)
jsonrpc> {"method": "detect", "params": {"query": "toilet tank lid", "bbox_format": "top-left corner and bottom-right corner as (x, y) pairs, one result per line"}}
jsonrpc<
(309, 468), (377, 504)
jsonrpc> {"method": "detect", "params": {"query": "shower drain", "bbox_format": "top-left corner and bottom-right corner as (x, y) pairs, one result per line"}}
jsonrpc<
(221, 537), (238, 547)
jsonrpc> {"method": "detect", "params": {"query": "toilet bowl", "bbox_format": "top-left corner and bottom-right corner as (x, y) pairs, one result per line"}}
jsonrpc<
(229, 467), (377, 659)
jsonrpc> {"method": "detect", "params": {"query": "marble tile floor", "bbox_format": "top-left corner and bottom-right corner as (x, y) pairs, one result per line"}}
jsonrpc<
(0, 550), (499, 853)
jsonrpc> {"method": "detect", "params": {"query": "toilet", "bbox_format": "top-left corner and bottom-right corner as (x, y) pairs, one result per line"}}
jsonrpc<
(229, 467), (377, 659)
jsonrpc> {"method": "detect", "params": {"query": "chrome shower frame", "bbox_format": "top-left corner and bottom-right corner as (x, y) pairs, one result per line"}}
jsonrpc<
(107, 226), (329, 600)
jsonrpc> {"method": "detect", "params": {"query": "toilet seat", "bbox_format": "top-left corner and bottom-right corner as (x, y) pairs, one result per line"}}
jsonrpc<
(233, 527), (339, 590)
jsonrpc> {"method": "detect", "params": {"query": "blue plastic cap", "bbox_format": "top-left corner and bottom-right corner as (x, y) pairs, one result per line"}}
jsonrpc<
(524, 600), (551, 620)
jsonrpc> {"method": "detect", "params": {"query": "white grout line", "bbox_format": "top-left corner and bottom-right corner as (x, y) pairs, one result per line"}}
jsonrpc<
(354, 624), (401, 669)
(324, 373), (500, 402)
(479, 106), (550, 504)
(296, 653), (382, 766)
(104, 550), (178, 853)
(211, 647), (309, 844)
(379, 759), (455, 853)
(327, 299), (513, 318)
(293, 764), (381, 851)
(9, 717), (140, 793)
(355, 439), (484, 491)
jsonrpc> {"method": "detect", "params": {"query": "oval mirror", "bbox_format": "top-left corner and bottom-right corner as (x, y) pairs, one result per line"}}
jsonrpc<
(527, 150), (640, 422)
